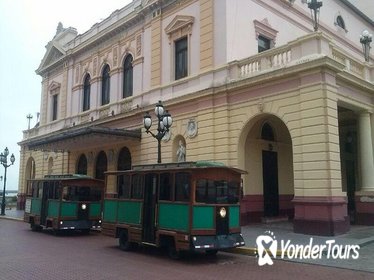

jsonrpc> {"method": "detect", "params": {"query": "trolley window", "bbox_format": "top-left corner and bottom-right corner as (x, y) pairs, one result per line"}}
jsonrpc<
(62, 185), (102, 201)
(37, 182), (43, 198)
(175, 172), (191, 202)
(131, 174), (144, 199)
(118, 174), (131, 199)
(196, 179), (239, 204)
(45, 182), (60, 200)
(159, 173), (172, 201)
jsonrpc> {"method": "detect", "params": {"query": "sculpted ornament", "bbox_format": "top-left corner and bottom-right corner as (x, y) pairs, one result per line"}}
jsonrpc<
(186, 119), (198, 138)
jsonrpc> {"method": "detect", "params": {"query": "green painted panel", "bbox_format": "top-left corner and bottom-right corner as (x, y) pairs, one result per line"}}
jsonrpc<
(118, 201), (142, 225)
(158, 203), (189, 232)
(31, 198), (41, 215)
(229, 205), (240, 228)
(103, 200), (118, 223)
(61, 202), (77, 218)
(47, 200), (60, 218)
(89, 202), (102, 218)
(192, 206), (214, 229)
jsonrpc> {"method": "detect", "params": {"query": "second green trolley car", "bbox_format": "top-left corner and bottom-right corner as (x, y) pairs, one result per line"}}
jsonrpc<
(24, 174), (104, 233)
(102, 161), (245, 258)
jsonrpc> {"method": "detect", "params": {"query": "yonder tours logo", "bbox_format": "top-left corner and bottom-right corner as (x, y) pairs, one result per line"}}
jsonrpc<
(255, 231), (360, 266)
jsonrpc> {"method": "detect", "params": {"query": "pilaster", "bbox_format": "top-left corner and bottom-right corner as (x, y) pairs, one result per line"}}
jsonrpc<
(292, 70), (349, 235)
(151, 14), (162, 88)
(200, 0), (214, 71)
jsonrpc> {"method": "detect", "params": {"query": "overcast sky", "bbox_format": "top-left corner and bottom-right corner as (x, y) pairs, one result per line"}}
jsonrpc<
(0, 0), (131, 190)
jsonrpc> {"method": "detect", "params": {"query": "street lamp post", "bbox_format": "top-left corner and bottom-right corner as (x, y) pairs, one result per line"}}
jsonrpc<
(360, 30), (372, 62)
(307, 0), (323, 32)
(143, 101), (173, 164)
(0, 147), (15, 216)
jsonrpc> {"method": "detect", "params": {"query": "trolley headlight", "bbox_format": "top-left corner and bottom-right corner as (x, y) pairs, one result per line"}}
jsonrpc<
(81, 204), (87, 210)
(219, 207), (226, 218)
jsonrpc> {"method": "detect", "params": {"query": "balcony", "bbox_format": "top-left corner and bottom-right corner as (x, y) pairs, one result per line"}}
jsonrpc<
(231, 32), (373, 83)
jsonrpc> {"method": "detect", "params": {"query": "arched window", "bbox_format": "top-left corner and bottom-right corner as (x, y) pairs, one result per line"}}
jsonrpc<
(117, 147), (132, 198)
(101, 65), (110, 106)
(95, 151), (107, 180)
(123, 55), (133, 98)
(83, 74), (91, 111)
(261, 122), (275, 141)
(77, 154), (88, 175)
(26, 157), (36, 180)
(117, 147), (132, 170)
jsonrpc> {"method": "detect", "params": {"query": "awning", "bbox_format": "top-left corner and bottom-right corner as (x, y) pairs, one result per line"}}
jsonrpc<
(20, 126), (141, 152)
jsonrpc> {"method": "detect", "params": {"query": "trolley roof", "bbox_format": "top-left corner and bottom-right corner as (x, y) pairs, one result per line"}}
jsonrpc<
(105, 161), (247, 175)
(28, 174), (103, 183)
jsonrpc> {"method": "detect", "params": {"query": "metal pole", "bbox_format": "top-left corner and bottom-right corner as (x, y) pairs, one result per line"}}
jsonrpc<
(157, 138), (162, 164)
(1, 166), (7, 215)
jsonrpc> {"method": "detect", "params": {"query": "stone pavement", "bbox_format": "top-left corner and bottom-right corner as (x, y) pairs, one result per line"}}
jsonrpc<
(1, 210), (374, 273)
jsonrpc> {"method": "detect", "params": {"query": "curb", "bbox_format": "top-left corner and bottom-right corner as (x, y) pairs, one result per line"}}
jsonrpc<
(228, 246), (284, 257)
(0, 215), (23, 222)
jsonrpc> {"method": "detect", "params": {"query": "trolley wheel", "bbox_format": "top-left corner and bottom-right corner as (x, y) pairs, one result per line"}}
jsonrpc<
(81, 229), (90, 235)
(205, 249), (218, 256)
(30, 223), (42, 232)
(167, 242), (182, 260)
(119, 230), (133, 251)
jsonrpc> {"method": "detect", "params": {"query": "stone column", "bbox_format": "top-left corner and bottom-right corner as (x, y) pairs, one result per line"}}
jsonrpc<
(355, 112), (374, 225)
(358, 112), (374, 192)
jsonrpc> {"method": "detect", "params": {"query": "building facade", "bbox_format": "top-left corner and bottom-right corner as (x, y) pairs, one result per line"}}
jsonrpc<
(18, 0), (374, 236)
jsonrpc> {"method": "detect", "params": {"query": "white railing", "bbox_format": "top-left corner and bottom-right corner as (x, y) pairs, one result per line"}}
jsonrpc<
(238, 45), (292, 78)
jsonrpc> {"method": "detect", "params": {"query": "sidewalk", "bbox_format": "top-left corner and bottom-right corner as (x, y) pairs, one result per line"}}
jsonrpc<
(0, 208), (24, 221)
(236, 221), (374, 273)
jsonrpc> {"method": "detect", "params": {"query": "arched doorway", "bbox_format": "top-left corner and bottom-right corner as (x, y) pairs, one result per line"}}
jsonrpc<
(238, 114), (294, 223)
(76, 154), (88, 175)
(95, 151), (107, 180)
(261, 122), (279, 217)
(25, 157), (36, 180)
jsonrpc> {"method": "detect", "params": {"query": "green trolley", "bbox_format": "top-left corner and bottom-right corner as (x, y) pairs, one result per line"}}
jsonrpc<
(24, 174), (104, 233)
(102, 161), (245, 258)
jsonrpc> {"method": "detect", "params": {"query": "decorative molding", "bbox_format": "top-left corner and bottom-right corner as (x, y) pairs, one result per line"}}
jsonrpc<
(113, 46), (119, 67)
(186, 119), (198, 138)
(120, 100), (133, 113)
(48, 81), (61, 92)
(258, 98), (264, 112)
(93, 57), (98, 76)
(136, 34), (142, 57)
(253, 18), (278, 44)
(165, 15), (194, 42)
(132, 56), (144, 66)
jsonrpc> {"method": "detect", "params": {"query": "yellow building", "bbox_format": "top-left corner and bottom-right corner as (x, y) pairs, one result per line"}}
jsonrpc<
(18, 0), (374, 236)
